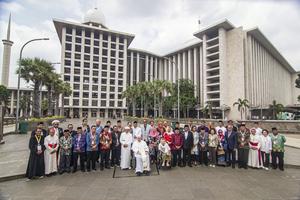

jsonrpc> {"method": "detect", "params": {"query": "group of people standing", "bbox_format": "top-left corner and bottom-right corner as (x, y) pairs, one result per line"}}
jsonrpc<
(25, 118), (286, 180)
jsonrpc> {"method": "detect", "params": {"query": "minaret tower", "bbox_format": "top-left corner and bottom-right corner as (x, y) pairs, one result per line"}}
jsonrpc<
(1, 14), (13, 87)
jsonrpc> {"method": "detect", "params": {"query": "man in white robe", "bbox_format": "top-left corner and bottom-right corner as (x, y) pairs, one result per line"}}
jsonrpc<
(44, 128), (59, 175)
(132, 121), (142, 140)
(248, 128), (261, 168)
(132, 134), (150, 176)
(120, 126), (133, 169)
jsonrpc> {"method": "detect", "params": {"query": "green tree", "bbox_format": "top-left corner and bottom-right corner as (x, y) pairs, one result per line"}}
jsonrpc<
(152, 80), (173, 117)
(17, 58), (54, 118)
(0, 85), (10, 116)
(60, 82), (72, 116)
(167, 79), (196, 118)
(44, 71), (60, 116)
(41, 99), (48, 116)
(122, 85), (138, 116)
(19, 94), (31, 118)
(233, 98), (250, 120)
(269, 100), (284, 120)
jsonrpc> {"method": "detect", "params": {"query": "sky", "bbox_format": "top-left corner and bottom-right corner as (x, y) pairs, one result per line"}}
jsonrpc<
(0, 0), (300, 88)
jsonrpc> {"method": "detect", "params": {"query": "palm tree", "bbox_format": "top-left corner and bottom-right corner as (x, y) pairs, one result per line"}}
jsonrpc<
(203, 102), (213, 119)
(44, 71), (60, 116)
(153, 80), (173, 117)
(60, 82), (72, 116)
(122, 85), (138, 117)
(233, 98), (250, 120)
(17, 58), (54, 118)
(0, 85), (10, 116)
(19, 94), (31, 118)
(269, 100), (284, 120)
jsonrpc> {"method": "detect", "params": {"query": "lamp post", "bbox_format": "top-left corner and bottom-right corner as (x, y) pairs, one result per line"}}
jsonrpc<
(163, 57), (180, 122)
(15, 38), (49, 133)
(144, 72), (156, 118)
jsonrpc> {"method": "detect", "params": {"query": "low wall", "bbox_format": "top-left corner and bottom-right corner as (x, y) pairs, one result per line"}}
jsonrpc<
(124, 116), (300, 134)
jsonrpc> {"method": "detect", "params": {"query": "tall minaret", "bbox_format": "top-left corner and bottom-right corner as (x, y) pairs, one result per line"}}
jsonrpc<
(1, 14), (13, 87)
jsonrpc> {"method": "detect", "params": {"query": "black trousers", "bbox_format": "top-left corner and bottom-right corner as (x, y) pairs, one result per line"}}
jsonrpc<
(100, 149), (110, 167)
(59, 154), (71, 172)
(86, 151), (98, 171)
(272, 151), (284, 170)
(73, 152), (85, 171)
(183, 148), (192, 166)
(226, 149), (236, 168)
(199, 150), (208, 165)
(261, 151), (270, 168)
(111, 147), (121, 166)
(238, 148), (249, 168)
(172, 149), (182, 166)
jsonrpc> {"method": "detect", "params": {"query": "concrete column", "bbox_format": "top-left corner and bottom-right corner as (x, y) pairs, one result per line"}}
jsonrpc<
(202, 35), (207, 104)
(150, 56), (153, 81)
(172, 55), (176, 83)
(193, 47), (197, 95)
(182, 52), (186, 79)
(177, 53), (181, 80)
(145, 55), (149, 81)
(188, 49), (192, 80)
(105, 108), (108, 118)
(155, 57), (158, 79)
(10, 91), (14, 115)
(136, 53), (140, 82)
(130, 51), (134, 85)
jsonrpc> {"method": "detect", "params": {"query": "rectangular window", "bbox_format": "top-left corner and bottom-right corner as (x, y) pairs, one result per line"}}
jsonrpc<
(65, 52), (71, 58)
(73, 84), (80, 90)
(64, 75), (70, 81)
(92, 78), (98, 84)
(118, 73), (123, 79)
(66, 35), (72, 42)
(119, 38), (124, 43)
(110, 79), (115, 85)
(101, 79), (107, 84)
(73, 92), (79, 97)
(118, 80), (123, 85)
(83, 77), (89, 83)
(74, 76), (80, 82)
(84, 62), (90, 68)
(118, 101), (123, 107)
(93, 63), (99, 69)
(75, 45), (81, 52)
(118, 87), (123, 92)
(74, 68), (80, 75)
(75, 54), (81, 60)
(66, 27), (72, 34)
(94, 32), (99, 39)
(103, 34), (108, 41)
(111, 43), (116, 49)
(93, 56), (99, 62)
(65, 43), (71, 51)
(94, 40), (99, 46)
(102, 64), (107, 70)
(101, 100), (106, 106)
(84, 55), (90, 61)
(109, 94), (115, 99)
(103, 42), (108, 48)
(76, 29), (82, 36)
(119, 52), (124, 58)
(110, 86), (115, 92)
(92, 100), (98, 106)
(84, 46), (90, 53)
(111, 35), (116, 42)
(92, 85), (98, 91)
(110, 66), (116, 71)
(101, 93), (106, 98)
(85, 30), (91, 38)
(92, 93), (98, 98)
(83, 84), (89, 90)
(84, 70), (89, 76)
(109, 101), (114, 107)
(118, 66), (123, 71)
(111, 50), (116, 57)
(119, 45), (124, 50)
(94, 48), (99, 54)
(73, 99), (79, 106)
(119, 60), (124, 65)
(75, 37), (81, 43)
(75, 61), (81, 67)
(83, 92), (89, 98)
(102, 72), (107, 77)
(101, 86), (106, 91)
(110, 72), (115, 77)
(64, 67), (71, 74)
(102, 57), (107, 63)
(85, 39), (91, 45)
(93, 70), (98, 76)
(82, 100), (89, 106)
(64, 99), (69, 106)
(110, 58), (116, 64)
(65, 60), (71, 66)
(102, 49), (107, 56)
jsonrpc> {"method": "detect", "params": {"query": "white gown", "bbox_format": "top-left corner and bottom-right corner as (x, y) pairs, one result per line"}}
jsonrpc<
(44, 135), (59, 174)
(132, 140), (150, 173)
(120, 132), (133, 169)
(248, 134), (261, 168)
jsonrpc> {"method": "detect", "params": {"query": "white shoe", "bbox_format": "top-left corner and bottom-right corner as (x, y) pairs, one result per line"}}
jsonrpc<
(265, 167), (269, 171)
(209, 164), (212, 167)
(212, 165), (216, 168)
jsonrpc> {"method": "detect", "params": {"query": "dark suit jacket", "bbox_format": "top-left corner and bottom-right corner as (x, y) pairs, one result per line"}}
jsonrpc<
(31, 129), (48, 137)
(111, 131), (121, 150)
(182, 131), (194, 149)
(225, 130), (238, 150)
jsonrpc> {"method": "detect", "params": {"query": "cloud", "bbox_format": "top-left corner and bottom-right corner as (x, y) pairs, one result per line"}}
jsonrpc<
(0, 0), (300, 89)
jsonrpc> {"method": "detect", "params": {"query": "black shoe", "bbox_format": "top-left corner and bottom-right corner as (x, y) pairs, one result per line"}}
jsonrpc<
(238, 165), (242, 169)
(136, 172), (142, 176)
(188, 164), (193, 167)
(105, 166), (111, 169)
(279, 168), (284, 171)
(72, 170), (77, 173)
(100, 166), (104, 171)
(232, 165), (235, 169)
(87, 169), (91, 172)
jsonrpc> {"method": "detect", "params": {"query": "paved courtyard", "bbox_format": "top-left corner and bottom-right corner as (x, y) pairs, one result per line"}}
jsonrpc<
(0, 166), (300, 200)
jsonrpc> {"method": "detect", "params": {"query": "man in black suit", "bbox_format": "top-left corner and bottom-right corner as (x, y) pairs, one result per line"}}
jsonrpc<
(225, 124), (238, 168)
(182, 124), (194, 167)
(52, 120), (64, 138)
(31, 122), (48, 137)
(111, 125), (121, 167)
